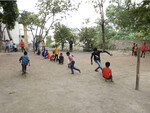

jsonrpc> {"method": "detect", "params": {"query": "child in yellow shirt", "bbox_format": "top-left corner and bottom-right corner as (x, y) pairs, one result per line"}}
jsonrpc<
(54, 45), (59, 61)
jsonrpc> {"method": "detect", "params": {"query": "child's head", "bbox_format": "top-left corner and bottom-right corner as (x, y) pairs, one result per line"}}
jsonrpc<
(56, 45), (58, 48)
(93, 48), (98, 53)
(133, 43), (135, 45)
(144, 42), (146, 45)
(136, 44), (138, 46)
(105, 62), (110, 68)
(66, 52), (70, 56)
(60, 53), (63, 56)
(24, 51), (27, 55)
(53, 51), (55, 54)
(46, 50), (48, 52)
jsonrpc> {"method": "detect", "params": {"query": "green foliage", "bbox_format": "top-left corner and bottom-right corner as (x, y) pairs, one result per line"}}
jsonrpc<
(79, 27), (98, 51)
(46, 35), (52, 46)
(54, 22), (76, 50)
(0, 1), (19, 29)
(106, 0), (150, 38)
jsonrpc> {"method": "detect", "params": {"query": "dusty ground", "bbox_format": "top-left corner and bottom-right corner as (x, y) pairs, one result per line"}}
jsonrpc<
(0, 50), (150, 113)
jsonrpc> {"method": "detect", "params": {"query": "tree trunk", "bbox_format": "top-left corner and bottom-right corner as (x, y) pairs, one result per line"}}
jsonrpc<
(0, 24), (3, 52)
(61, 42), (64, 51)
(101, 1), (105, 50)
(6, 27), (12, 40)
(23, 25), (28, 51)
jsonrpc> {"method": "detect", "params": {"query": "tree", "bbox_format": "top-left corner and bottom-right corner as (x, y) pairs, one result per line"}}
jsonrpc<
(46, 35), (52, 46)
(89, 0), (107, 50)
(36, 0), (79, 40)
(79, 27), (98, 51)
(0, 1), (19, 51)
(54, 23), (76, 51)
(106, 0), (150, 38)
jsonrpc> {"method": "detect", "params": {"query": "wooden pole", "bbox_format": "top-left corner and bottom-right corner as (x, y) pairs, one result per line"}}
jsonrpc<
(135, 48), (141, 90)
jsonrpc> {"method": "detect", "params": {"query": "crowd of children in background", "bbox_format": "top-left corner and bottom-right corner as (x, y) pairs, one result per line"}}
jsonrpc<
(132, 42), (148, 58)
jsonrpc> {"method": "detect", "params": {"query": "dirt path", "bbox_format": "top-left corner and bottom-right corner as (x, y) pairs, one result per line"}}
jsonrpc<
(0, 51), (150, 113)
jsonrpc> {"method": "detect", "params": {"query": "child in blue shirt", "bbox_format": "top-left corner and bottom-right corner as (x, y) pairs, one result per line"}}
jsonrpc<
(19, 51), (30, 74)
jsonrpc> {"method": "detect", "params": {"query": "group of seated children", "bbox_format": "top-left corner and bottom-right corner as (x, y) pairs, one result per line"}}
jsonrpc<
(41, 49), (64, 64)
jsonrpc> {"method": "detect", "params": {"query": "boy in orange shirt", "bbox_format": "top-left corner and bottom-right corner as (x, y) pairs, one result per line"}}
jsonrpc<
(134, 44), (138, 56)
(102, 62), (113, 82)
(141, 42), (148, 58)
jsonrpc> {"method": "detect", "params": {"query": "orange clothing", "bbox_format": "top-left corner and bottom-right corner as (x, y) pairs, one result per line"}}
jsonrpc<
(134, 46), (138, 52)
(102, 67), (112, 79)
(50, 53), (54, 59)
(46, 52), (50, 58)
(141, 45), (148, 51)
(20, 41), (24, 47)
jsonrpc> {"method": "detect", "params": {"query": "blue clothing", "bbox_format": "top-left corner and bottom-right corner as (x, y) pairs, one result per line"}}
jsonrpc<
(70, 61), (80, 73)
(35, 42), (38, 48)
(42, 50), (45, 57)
(19, 55), (30, 65)
(5, 43), (9, 47)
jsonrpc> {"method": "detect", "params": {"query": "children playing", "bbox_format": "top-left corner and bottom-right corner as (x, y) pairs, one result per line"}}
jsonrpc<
(91, 48), (112, 72)
(50, 51), (55, 61)
(58, 53), (64, 64)
(54, 45), (59, 62)
(102, 62), (113, 82)
(141, 42), (148, 58)
(19, 51), (30, 74)
(66, 52), (81, 74)
(45, 50), (50, 59)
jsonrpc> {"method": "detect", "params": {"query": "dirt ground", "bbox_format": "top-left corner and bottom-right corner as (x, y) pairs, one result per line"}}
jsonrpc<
(0, 50), (150, 113)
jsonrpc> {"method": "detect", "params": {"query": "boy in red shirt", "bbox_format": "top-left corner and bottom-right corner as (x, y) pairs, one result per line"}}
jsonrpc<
(102, 62), (113, 82)
(20, 40), (25, 52)
(141, 42), (148, 58)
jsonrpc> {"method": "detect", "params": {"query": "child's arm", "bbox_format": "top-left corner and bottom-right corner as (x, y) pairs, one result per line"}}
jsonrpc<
(19, 57), (22, 63)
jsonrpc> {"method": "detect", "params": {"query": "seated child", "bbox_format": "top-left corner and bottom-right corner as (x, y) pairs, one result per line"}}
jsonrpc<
(58, 53), (64, 64)
(50, 51), (55, 61)
(42, 50), (46, 57)
(37, 48), (41, 55)
(45, 50), (50, 59)
(102, 62), (113, 82)
(13, 43), (18, 52)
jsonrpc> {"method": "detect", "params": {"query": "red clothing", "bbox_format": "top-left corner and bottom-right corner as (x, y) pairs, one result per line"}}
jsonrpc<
(50, 53), (54, 59)
(20, 41), (24, 47)
(141, 45), (148, 51)
(46, 52), (50, 58)
(102, 67), (112, 79)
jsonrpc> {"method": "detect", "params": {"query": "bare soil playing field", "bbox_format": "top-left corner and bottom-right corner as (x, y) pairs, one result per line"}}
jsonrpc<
(0, 51), (150, 113)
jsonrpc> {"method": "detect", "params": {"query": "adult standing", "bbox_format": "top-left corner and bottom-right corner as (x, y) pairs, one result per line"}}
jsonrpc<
(20, 40), (25, 52)
(91, 48), (112, 72)
(69, 40), (73, 52)
(141, 42), (148, 58)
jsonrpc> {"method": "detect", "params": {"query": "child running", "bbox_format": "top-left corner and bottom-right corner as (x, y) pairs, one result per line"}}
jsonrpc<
(91, 48), (112, 72)
(66, 52), (81, 74)
(19, 51), (30, 74)
(102, 62), (113, 82)
(141, 42), (148, 58)
(54, 45), (59, 61)
(58, 53), (64, 64)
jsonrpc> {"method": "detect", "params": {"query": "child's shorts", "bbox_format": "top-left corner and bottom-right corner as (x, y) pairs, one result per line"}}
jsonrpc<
(104, 75), (112, 80)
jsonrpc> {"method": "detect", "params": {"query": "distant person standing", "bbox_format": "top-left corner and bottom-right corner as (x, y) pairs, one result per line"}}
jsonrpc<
(141, 42), (148, 58)
(69, 40), (73, 52)
(5, 40), (9, 52)
(20, 40), (25, 52)
(54, 45), (59, 61)
(35, 41), (39, 51)
(134, 44), (138, 56)
(42, 40), (46, 51)
(10, 39), (14, 52)
(132, 43), (135, 56)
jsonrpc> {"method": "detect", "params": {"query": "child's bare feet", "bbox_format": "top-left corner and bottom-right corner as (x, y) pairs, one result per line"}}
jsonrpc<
(95, 69), (98, 72)
(79, 70), (81, 73)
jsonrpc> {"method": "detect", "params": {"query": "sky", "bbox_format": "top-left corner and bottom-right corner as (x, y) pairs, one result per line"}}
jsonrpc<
(17, 0), (110, 29)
